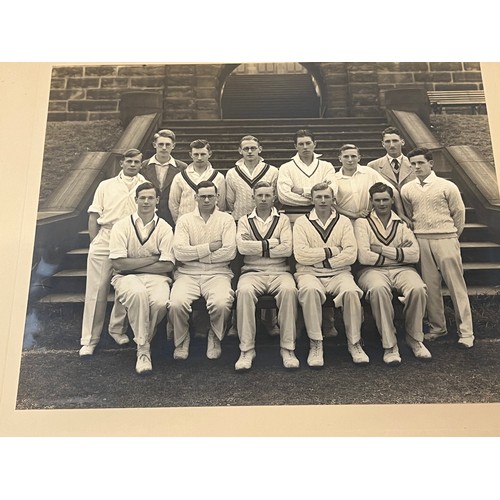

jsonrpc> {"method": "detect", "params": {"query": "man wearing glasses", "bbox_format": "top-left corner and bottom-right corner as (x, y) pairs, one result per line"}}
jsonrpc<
(140, 129), (187, 228)
(169, 181), (237, 360)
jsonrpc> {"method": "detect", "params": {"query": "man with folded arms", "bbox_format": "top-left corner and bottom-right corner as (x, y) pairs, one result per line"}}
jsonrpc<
(354, 182), (431, 365)
(235, 180), (298, 371)
(293, 182), (367, 367)
(169, 181), (237, 360)
(401, 148), (474, 349)
(109, 182), (175, 374)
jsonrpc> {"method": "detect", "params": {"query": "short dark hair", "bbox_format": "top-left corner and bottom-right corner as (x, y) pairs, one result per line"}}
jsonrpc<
(369, 182), (394, 199)
(381, 126), (402, 139)
(136, 181), (160, 198)
(294, 129), (316, 144)
(407, 147), (433, 161)
(190, 139), (211, 152)
(253, 180), (274, 193)
(195, 180), (218, 194)
(122, 148), (142, 160)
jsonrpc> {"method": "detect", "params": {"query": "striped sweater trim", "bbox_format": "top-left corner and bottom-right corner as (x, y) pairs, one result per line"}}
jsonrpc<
(181, 170), (218, 192)
(130, 215), (159, 246)
(234, 163), (270, 189)
(292, 158), (320, 178)
(306, 212), (340, 243)
(366, 215), (401, 246)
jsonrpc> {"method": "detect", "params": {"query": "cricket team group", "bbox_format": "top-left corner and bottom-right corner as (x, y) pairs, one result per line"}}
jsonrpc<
(78, 126), (475, 374)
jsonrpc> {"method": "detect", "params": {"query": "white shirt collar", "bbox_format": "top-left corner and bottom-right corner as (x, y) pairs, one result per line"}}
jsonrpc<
(132, 212), (158, 227)
(370, 209), (401, 225)
(148, 155), (177, 167)
(386, 154), (404, 164)
(417, 171), (437, 185)
(247, 207), (279, 221)
(309, 207), (337, 221)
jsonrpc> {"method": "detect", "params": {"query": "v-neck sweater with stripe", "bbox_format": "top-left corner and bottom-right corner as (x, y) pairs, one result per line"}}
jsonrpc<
(226, 160), (279, 220)
(293, 210), (357, 277)
(353, 212), (419, 268)
(109, 214), (175, 264)
(237, 211), (292, 274)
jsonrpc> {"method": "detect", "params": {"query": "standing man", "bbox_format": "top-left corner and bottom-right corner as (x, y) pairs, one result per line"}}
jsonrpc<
(334, 143), (412, 226)
(79, 148), (146, 356)
(169, 181), (237, 360)
(401, 148), (474, 348)
(354, 182), (431, 365)
(277, 129), (338, 210)
(367, 126), (416, 198)
(168, 139), (226, 224)
(140, 129), (187, 228)
(235, 181), (299, 371)
(109, 182), (175, 374)
(293, 182), (367, 367)
(226, 135), (279, 221)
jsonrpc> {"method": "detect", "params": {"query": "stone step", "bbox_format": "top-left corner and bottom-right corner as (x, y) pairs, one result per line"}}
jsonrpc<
(165, 117), (388, 127)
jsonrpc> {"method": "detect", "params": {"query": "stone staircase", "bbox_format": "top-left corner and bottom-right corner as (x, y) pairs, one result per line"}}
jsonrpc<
(38, 117), (500, 305)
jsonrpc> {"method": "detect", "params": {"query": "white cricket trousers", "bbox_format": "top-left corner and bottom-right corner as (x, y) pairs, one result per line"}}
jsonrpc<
(236, 272), (298, 352)
(357, 266), (427, 348)
(296, 272), (363, 343)
(80, 228), (127, 347)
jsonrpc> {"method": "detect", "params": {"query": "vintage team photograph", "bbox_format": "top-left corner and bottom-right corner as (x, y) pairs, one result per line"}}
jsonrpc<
(14, 62), (500, 412)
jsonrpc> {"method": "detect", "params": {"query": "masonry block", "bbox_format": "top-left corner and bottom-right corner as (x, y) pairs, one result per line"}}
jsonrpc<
(348, 62), (377, 72)
(349, 71), (378, 83)
(84, 66), (117, 77)
(195, 65), (220, 77)
(464, 62), (481, 71)
(452, 72), (483, 83)
(100, 77), (130, 88)
(117, 65), (165, 77)
(195, 76), (218, 87)
(68, 100), (118, 111)
(67, 77), (100, 88)
(167, 74), (196, 86)
(321, 62), (347, 73)
(86, 89), (122, 99)
(165, 97), (195, 110)
(430, 62), (463, 71)
(196, 99), (218, 111)
(434, 83), (479, 91)
(399, 62), (430, 72)
(376, 62), (400, 72)
(378, 73), (415, 84)
(129, 77), (165, 88)
(47, 112), (88, 121)
(50, 78), (66, 89)
(50, 89), (85, 100)
(166, 86), (195, 98)
(48, 101), (67, 112)
(323, 73), (348, 85)
(195, 87), (217, 99)
(414, 72), (452, 82)
(166, 64), (197, 75)
(52, 66), (84, 78)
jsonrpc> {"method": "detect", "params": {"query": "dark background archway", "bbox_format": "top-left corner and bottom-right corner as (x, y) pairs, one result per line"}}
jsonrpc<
(220, 63), (321, 119)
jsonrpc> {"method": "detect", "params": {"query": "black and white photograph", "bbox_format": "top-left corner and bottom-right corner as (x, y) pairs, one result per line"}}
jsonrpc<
(6, 61), (500, 421)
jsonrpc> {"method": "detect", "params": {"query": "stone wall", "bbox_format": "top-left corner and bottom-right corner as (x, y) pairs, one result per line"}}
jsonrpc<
(47, 62), (484, 121)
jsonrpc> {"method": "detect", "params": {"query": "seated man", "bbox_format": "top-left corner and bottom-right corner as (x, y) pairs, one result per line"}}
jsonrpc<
(169, 181), (236, 360)
(108, 182), (175, 374)
(353, 182), (431, 365)
(293, 182), (367, 367)
(235, 180), (299, 371)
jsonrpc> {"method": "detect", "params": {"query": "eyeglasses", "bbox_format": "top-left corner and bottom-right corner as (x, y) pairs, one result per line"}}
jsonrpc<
(241, 146), (259, 152)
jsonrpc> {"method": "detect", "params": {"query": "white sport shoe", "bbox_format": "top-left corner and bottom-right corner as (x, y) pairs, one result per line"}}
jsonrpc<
(348, 341), (369, 364)
(307, 339), (324, 368)
(235, 349), (256, 371)
(281, 348), (300, 369)
(79, 345), (96, 357)
(406, 336), (432, 360)
(207, 330), (222, 359)
(136, 352), (152, 375)
(173, 336), (190, 360)
(109, 332), (130, 345)
(458, 336), (474, 349)
(383, 344), (401, 366)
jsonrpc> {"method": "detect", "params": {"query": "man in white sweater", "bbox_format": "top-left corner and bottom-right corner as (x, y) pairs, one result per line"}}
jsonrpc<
(401, 148), (474, 348)
(354, 182), (431, 365)
(293, 182), (367, 367)
(109, 182), (175, 374)
(169, 181), (237, 360)
(277, 129), (338, 211)
(235, 181), (298, 371)
(168, 139), (226, 223)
